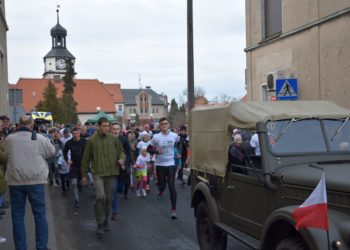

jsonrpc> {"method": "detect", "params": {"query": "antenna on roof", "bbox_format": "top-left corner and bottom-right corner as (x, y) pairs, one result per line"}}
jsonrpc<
(139, 73), (143, 89)
(56, 4), (60, 24)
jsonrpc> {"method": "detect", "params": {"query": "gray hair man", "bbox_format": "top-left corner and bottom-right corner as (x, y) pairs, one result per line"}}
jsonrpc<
(5, 115), (55, 250)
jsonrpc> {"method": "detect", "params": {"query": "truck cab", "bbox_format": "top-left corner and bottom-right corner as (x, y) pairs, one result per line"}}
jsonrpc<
(190, 101), (350, 250)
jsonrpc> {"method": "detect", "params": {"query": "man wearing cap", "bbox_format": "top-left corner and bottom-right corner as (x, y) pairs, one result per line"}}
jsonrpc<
(5, 115), (55, 250)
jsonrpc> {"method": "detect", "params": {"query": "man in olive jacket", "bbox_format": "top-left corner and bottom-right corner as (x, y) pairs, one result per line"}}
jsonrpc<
(81, 117), (125, 238)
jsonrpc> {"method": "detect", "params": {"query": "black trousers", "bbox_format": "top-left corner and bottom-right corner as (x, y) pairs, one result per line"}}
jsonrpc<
(157, 166), (177, 210)
(177, 155), (187, 181)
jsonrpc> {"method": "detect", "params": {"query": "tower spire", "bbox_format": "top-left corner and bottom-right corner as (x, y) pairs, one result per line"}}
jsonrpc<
(56, 4), (60, 24)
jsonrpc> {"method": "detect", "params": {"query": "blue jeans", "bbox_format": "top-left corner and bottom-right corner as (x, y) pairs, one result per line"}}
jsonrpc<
(112, 177), (118, 214)
(10, 184), (48, 250)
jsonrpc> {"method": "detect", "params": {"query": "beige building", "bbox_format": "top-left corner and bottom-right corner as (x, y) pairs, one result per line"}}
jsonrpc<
(121, 87), (168, 126)
(245, 0), (350, 107)
(0, 0), (9, 115)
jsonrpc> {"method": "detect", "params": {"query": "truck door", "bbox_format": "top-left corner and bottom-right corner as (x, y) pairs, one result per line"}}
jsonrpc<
(227, 167), (268, 238)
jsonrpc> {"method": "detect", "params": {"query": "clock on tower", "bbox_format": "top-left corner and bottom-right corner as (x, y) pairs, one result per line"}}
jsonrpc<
(43, 7), (76, 79)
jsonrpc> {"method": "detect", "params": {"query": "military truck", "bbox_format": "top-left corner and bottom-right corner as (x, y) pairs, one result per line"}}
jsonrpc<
(190, 101), (350, 250)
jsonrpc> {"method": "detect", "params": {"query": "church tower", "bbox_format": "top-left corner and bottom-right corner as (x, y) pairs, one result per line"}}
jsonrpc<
(43, 7), (75, 79)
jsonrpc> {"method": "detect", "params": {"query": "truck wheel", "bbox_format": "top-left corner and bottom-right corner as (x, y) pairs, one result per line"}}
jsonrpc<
(196, 201), (227, 250)
(276, 236), (307, 250)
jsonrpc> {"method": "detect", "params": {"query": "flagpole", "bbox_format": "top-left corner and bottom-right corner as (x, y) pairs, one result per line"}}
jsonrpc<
(326, 230), (330, 250)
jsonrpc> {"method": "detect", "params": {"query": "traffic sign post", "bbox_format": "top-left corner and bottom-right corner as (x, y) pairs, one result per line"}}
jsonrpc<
(276, 79), (298, 100)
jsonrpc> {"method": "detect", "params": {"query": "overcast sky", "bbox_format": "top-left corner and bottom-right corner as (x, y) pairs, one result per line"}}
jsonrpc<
(6, 0), (246, 103)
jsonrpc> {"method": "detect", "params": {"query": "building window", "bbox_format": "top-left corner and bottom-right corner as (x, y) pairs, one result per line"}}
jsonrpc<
(129, 109), (133, 114)
(156, 108), (159, 113)
(145, 109), (148, 114)
(133, 109), (136, 114)
(118, 105), (123, 111)
(263, 0), (282, 38)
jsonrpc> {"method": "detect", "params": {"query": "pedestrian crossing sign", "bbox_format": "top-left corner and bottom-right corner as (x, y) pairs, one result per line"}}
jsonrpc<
(276, 78), (298, 100)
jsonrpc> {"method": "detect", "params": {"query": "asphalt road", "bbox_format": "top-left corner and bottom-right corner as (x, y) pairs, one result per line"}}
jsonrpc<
(49, 178), (251, 250)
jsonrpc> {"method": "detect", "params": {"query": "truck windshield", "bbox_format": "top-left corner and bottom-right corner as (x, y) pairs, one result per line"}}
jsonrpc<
(267, 120), (326, 154)
(267, 119), (350, 154)
(324, 119), (350, 151)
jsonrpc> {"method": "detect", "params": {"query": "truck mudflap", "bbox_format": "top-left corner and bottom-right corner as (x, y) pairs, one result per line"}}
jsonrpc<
(261, 206), (350, 250)
(191, 181), (220, 224)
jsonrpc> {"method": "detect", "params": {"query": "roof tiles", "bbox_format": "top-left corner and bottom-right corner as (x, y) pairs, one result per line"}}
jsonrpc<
(11, 78), (117, 113)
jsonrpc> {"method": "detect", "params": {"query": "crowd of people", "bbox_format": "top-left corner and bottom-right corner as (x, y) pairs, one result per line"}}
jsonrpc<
(0, 114), (190, 248)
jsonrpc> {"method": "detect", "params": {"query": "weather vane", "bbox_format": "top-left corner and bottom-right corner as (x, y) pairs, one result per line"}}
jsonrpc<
(56, 4), (60, 24)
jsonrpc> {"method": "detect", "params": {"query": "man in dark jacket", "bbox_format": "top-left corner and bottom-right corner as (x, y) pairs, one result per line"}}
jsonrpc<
(63, 127), (86, 208)
(229, 134), (247, 174)
(177, 125), (189, 185)
(110, 123), (131, 219)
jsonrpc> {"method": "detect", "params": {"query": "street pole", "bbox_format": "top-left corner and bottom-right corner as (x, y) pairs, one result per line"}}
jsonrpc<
(187, 0), (195, 111)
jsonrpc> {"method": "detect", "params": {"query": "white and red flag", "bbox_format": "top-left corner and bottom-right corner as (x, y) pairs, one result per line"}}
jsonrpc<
(292, 173), (329, 230)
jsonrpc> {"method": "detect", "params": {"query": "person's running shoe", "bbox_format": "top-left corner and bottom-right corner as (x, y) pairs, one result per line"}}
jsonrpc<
(136, 190), (141, 197)
(111, 212), (117, 220)
(0, 235), (6, 243)
(96, 224), (104, 238)
(141, 189), (147, 197)
(146, 184), (150, 193)
(103, 221), (110, 232)
(0, 203), (9, 209)
(74, 200), (79, 208)
(157, 191), (163, 200)
(181, 181), (186, 187)
(171, 209), (177, 219)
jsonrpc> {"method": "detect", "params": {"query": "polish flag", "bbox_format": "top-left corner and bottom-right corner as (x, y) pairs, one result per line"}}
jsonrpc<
(292, 173), (329, 230)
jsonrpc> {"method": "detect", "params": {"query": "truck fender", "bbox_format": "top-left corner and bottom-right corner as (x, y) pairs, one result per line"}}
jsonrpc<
(191, 181), (220, 224)
(261, 206), (350, 250)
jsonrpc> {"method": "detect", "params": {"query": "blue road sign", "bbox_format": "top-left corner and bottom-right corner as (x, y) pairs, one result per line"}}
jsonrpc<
(276, 78), (298, 100)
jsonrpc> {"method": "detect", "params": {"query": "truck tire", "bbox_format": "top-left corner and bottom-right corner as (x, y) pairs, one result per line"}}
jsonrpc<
(276, 236), (308, 250)
(196, 201), (227, 250)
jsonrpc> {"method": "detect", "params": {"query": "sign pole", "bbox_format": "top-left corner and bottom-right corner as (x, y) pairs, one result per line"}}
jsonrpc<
(326, 230), (331, 250)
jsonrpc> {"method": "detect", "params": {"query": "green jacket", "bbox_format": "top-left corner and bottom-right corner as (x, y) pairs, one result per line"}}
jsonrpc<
(81, 132), (125, 178)
(0, 141), (8, 195)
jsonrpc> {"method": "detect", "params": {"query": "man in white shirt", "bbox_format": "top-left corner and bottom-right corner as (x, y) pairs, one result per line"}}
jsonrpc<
(60, 128), (72, 146)
(147, 117), (179, 219)
(250, 133), (260, 156)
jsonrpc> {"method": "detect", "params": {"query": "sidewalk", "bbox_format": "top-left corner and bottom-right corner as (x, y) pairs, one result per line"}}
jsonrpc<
(0, 185), (58, 250)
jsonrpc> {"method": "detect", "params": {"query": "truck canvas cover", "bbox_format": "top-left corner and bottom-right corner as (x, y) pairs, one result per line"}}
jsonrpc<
(190, 101), (350, 177)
